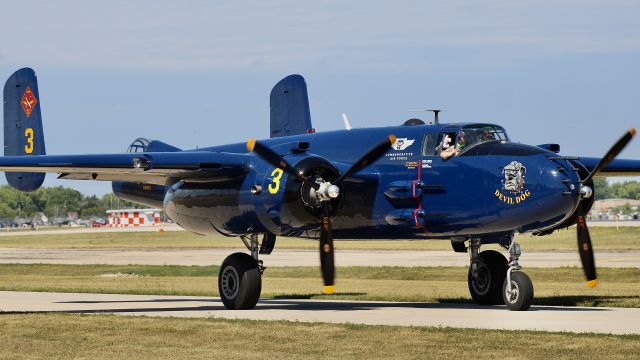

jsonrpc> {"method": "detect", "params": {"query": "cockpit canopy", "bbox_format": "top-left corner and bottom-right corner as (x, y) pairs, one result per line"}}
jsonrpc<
(127, 138), (151, 153)
(423, 124), (509, 156)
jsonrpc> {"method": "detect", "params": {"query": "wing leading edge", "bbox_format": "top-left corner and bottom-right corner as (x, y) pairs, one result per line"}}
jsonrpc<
(577, 158), (640, 177)
(0, 151), (251, 185)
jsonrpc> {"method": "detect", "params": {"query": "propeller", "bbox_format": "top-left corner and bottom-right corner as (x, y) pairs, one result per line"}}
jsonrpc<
(248, 135), (397, 294)
(574, 128), (636, 288)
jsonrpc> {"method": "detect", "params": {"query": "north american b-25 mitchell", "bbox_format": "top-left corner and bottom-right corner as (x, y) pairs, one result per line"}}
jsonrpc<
(2, 68), (638, 310)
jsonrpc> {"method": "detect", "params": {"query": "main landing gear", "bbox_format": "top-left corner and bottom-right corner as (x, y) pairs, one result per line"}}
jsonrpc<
(466, 237), (534, 311)
(218, 233), (274, 310)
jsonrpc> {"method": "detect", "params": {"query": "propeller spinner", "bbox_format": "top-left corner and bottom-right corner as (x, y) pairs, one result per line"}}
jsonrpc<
(248, 135), (396, 294)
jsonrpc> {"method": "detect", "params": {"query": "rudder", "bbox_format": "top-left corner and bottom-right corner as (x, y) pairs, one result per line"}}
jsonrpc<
(3, 68), (46, 191)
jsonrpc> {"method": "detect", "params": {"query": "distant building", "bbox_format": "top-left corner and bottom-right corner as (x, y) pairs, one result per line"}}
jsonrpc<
(592, 199), (640, 212)
(106, 209), (161, 227)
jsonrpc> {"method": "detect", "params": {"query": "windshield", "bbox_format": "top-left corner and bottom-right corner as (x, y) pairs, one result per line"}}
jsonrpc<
(459, 126), (508, 146)
(435, 125), (509, 159)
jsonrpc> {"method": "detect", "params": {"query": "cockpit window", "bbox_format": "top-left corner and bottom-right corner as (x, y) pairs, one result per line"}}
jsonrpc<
(421, 134), (438, 155)
(463, 126), (509, 143)
(436, 125), (509, 159)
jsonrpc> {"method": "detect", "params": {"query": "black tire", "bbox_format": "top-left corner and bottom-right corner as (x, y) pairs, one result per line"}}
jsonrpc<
(503, 271), (534, 311)
(218, 252), (261, 310)
(468, 250), (508, 305)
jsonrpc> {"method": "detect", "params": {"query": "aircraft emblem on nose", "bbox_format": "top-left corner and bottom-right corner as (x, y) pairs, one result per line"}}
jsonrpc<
(495, 161), (531, 204)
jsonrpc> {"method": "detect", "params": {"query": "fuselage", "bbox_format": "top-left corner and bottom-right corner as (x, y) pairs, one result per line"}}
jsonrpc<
(136, 122), (583, 240)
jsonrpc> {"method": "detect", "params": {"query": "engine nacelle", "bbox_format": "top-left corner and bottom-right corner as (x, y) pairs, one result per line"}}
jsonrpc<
(112, 182), (166, 208)
(111, 138), (180, 208)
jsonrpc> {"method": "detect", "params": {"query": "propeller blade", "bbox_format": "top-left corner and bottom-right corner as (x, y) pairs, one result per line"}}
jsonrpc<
(334, 135), (396, 184)
(576, 205), (597, 288)
(583, 128), (636, 184)
(319, 201), (335, 294)
(247, 138), (318, 189)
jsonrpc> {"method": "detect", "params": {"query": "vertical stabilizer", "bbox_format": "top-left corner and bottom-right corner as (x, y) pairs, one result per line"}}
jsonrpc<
(270, 74), (313, 138)
(3, 68), (46, 191)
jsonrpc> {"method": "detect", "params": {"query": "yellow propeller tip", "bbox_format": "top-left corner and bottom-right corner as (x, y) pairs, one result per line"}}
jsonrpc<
(246, 138), (256, 152)
(630, 128), (636, 137)
(322, 285), (335, 295)
(388, 134), (397, 144)
(586, 279), (598, 288)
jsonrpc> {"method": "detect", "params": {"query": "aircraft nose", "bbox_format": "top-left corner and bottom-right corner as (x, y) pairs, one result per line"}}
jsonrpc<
(544, 156), (581, 215)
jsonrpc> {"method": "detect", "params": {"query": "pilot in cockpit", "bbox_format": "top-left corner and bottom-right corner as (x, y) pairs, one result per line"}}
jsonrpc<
(456, 131), (467, 151)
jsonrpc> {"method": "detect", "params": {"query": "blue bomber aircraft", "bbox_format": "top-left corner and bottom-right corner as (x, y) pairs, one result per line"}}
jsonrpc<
(2, 68), (639, 311)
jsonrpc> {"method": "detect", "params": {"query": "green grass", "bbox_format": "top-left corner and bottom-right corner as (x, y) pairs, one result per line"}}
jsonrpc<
(0, 226), (639, 250)
(0, 314), (638, 360)
(1, 264), (638, 308)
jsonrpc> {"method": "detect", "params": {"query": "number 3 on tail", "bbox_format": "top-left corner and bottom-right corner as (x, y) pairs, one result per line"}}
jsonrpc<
(268, 168), (284, 194)
(24, 128), (34, 154)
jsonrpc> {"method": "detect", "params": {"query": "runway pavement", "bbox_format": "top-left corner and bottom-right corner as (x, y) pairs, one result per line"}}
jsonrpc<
(0, 224), (183, 237)
(1, 248), (639, 267)
(1, 291), (638, 335)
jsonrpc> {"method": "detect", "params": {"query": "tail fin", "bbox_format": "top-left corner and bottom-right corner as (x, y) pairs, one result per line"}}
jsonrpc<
(3, 68), (46, 191)
(270, 74), (313, 138)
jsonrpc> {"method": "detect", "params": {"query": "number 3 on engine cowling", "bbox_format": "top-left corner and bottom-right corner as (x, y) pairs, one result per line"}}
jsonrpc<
(268, 168), (284, 194)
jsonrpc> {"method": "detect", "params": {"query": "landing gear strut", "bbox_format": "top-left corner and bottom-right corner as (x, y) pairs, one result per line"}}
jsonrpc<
(218, 234), (266, 310)
(467, 237), (534, 311)
(502, 239), (534, 311)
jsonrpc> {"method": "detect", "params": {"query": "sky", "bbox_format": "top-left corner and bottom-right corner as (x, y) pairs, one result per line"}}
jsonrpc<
(0, 0), (639, 195)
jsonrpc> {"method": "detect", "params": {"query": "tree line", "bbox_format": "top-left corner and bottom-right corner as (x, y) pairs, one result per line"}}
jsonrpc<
(593, 178), (640, 200)
(0, 185), (142, 219)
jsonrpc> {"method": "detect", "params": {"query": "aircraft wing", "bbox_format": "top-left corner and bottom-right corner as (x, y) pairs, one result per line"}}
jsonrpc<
(577, 157), (640, 176)
(0, 151), (251, 185)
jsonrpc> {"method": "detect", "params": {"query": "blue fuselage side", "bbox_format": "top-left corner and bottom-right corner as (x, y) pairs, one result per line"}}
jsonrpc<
(159, 123), (580, 239)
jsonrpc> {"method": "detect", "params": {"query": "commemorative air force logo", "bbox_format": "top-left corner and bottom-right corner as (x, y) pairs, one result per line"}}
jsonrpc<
(495, 161), (531, 204)
(392, 138), (414, 151)
(21, 87), (38, 118)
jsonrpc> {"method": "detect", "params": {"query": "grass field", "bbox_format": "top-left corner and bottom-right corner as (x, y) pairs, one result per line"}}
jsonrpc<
(0, 314), (638, 359)
(1, 264), (638, 308)
(0, 226), (639, 251)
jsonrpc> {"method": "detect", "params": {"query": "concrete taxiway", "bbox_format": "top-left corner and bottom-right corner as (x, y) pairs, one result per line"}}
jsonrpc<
(1, 291), (639, 335)
(1, 248), (639, 267)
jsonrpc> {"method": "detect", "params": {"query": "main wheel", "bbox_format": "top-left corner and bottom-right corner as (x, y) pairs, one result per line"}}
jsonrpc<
(468, 250), (508, 305)
(218, 252), (262, 310)
(503, 271), (534, 311)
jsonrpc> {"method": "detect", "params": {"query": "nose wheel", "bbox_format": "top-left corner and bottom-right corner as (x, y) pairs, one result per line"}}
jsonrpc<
(503, 271), (534, 311)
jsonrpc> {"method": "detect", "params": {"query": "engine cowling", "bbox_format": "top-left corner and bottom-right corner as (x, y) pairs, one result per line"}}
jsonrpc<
(533, 160), (595, 235)
(276, 155), (343, 231)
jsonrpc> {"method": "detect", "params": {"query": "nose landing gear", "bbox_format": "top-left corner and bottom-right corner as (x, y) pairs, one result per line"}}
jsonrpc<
(502, 239), (534, 311)
(467, 237), (534, 311)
